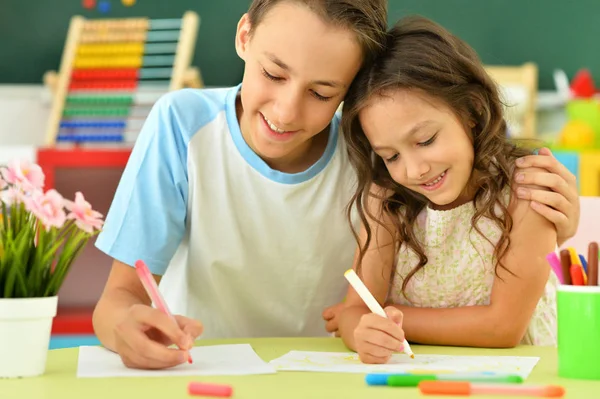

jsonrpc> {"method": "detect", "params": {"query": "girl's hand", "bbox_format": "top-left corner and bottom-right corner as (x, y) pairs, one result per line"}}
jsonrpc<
(353, 306), (405, 364)
(515, 147), (580, 246)
(323, 302), (345, 337)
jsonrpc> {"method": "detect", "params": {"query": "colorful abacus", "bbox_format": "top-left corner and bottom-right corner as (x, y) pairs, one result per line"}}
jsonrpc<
(45, 12), (199, 146)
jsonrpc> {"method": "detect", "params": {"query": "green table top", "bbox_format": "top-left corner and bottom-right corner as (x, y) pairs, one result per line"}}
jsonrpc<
(4, 337), (599, 399)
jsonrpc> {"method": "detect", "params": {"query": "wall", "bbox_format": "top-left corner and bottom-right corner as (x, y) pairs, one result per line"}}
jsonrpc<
(2, 0), (600, 90)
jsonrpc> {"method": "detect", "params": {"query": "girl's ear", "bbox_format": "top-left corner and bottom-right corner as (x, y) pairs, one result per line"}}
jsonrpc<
(235, 13), (252, 62)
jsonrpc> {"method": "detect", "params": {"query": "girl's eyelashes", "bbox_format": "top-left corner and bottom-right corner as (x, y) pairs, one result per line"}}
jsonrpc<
(261, 67), (333, 102)
(382, 132), (438, 163)
(385, 154), (399, 163)
(261, 68), (282, 82)
(418, 132), (438, 147)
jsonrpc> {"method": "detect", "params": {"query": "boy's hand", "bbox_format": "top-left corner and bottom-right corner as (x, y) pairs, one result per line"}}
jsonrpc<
(515, 147), (580, 246)
(354, 306), (405, 364)
(114, 304), (203, 369)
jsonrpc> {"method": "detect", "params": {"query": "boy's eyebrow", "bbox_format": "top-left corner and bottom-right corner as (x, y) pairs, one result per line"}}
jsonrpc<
(264, 52), (346, 88)
(372, 120), (435, 151)
(265, 52), (291, 71)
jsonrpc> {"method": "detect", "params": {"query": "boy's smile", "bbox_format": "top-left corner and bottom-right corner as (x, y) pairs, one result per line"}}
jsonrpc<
(234, 2), (363, 173)
(259, 112), (299, 141)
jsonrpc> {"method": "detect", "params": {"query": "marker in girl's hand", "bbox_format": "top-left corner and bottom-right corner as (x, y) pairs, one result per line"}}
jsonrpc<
(344, 269), (414, 358)
(135, 259), (193, 364)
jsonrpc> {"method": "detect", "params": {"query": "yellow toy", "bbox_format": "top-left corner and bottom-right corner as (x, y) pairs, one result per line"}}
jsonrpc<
(558, 120), (596, 149)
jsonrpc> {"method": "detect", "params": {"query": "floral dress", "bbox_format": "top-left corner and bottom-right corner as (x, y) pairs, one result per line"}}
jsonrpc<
(388, 190), (558, 346)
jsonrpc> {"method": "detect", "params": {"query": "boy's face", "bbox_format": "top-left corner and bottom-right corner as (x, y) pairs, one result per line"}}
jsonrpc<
(359, 89), (475, 210)
(235, 2), (363, 171)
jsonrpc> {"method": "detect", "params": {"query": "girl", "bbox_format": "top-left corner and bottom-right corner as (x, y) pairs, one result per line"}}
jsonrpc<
(92, 1), (577, 370)
(338, 16), (564, 364)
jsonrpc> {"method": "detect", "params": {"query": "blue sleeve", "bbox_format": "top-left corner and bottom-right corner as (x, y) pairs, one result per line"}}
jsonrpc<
(95, 89), (222, 275)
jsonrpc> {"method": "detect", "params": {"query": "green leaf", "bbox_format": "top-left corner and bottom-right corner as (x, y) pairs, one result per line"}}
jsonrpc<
(6, 258), (28, 297)
(29, 232), (65, 296)
(0, 239), (14, 297)
(45, 235), (88, 296)
(1, 202), (8, 235)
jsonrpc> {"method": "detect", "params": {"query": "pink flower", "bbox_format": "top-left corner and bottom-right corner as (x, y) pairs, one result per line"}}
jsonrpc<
(65, 192), (104, 234)
(1, 160), (45, 192)
(25, 189), (67, 231)
(0, 187), (24, 207)
(0, 173), (6, 190)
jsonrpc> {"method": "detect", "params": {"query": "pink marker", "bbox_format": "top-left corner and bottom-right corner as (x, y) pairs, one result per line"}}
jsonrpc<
(419, 381), (565, 397)
(546, 252), (564, 284)
(188, 382), (233, 397)
(134, 259), (192, 364)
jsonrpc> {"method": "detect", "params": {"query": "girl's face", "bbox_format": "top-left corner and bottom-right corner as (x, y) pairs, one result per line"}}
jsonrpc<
(359, 89), (475, 210)
(235, 2), (363, 171)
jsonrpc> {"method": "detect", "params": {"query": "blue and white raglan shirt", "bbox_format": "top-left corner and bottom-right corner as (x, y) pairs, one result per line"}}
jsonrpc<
(95, 85), (359, 338)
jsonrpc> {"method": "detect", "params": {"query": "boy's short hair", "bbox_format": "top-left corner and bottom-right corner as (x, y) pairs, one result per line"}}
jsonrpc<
(247, 0), (388, 64)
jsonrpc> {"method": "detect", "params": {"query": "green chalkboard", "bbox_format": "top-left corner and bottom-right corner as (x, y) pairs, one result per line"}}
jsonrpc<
(0, 0), (597, 90)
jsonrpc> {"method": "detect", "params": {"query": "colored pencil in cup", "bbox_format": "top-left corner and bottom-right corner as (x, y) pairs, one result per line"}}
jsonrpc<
(588, 242), (599, 287)
(344, 269), (414, 359)
(570, 265), (585, 286)
(579, 254), (588, 274)
(559, 250), (572, 285)
(567, 247), (587, 284)
(545, 252), (564, 284)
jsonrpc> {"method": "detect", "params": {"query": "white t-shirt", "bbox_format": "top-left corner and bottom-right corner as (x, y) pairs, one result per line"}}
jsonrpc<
(95, 85), (359, 338)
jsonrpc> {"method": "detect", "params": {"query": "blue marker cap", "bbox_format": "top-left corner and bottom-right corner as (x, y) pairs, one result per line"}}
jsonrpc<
(365, 374), (391, 385)
(580, 254), (588, 273)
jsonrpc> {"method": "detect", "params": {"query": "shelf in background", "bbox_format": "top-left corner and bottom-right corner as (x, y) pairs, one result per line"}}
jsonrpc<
(37, 147), (132, 188)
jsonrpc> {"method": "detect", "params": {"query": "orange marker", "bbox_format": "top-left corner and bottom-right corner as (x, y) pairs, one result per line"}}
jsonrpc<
(570, 265), (585, 286)
(419, 381), (565, 397)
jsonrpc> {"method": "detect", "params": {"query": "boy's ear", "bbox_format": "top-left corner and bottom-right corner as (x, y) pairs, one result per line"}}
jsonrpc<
(235, 13), (252, 61)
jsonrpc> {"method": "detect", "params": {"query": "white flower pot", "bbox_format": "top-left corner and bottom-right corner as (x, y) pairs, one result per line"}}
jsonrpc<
(0, 296), (58, 378)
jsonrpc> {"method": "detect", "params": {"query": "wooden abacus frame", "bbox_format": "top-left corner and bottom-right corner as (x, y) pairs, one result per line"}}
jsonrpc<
(44, 11), (200, 146)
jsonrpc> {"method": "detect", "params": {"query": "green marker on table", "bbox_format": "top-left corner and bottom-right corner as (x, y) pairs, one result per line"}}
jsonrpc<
(366, 373), (523, 387)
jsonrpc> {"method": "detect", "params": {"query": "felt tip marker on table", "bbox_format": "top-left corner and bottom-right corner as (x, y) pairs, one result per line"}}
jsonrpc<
(365, 373), (523, 386)
(418, 381), (565, 397)
(134, 259), (192, 364)
(188, 382), (233, 397)
(344, 269), (414, 359)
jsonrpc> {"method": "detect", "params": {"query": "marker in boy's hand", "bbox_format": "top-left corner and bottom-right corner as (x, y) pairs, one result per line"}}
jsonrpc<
(354, 306), (406, 364)
(134, 259), (196, 364)
(106, 260), (204, 370)
(113, 304), (203, 369)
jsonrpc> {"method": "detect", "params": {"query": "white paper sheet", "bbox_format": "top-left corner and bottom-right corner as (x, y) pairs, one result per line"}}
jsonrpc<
(269, 351), (539, 378)
(77, 344), (276, 378)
